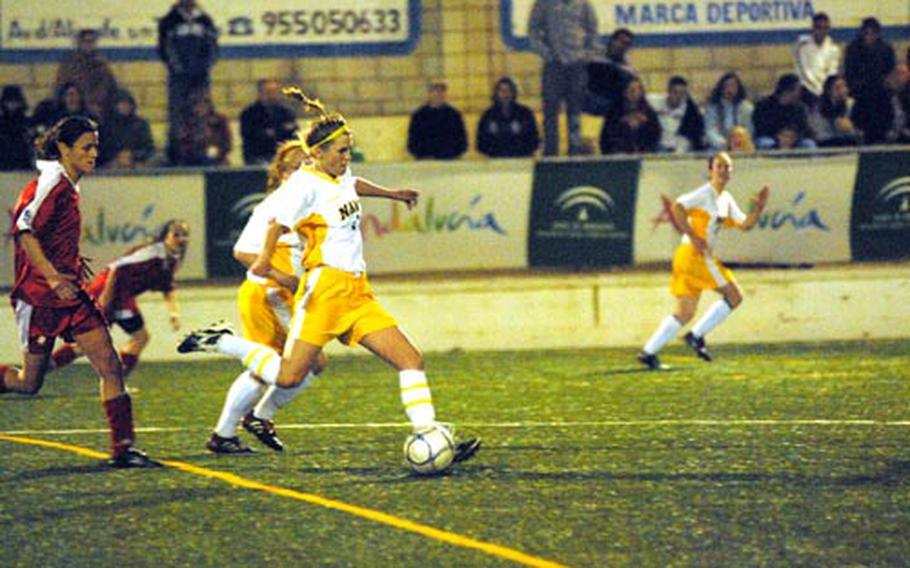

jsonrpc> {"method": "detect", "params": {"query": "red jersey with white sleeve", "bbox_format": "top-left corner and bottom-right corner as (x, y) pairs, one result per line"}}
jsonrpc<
(89, 242), (178, 308)
(11, 160), (85, 308)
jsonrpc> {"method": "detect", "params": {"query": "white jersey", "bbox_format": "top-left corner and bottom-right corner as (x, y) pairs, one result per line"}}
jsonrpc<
(234, 183), (304, 285)
(273, 165), (365, 274)
(676, 183), (746, 250)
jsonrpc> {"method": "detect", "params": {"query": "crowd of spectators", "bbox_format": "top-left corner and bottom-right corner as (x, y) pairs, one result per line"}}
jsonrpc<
(1, 5), (909, 171)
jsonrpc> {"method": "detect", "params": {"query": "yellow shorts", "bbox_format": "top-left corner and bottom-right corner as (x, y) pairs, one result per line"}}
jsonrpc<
(237, 279), (293, 351)
(288, 266), (398, 347)
(670, 243), (736, 297)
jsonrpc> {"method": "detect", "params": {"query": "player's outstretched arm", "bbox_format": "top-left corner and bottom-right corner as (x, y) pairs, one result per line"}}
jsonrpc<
(740, 185), (770, 231)
(354, 177), (419, 210)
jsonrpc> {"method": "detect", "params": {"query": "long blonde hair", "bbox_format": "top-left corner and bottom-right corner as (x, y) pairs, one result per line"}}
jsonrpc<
(282, 87), (351, 150)
(265, 139), (307, 193)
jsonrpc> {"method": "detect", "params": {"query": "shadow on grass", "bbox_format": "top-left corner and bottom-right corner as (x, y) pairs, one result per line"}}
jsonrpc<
(0, 487), (226, 527)
(457, 460), (910, 487)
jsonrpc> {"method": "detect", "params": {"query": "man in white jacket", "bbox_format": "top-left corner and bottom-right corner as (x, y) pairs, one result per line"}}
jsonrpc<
(794, 12), (841, 104)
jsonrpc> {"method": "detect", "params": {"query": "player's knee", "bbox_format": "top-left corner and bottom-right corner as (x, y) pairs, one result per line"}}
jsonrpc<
(727, 293), (743, 309)
(674, 310), (695, 325)
(276, 360), (311, 388)
(312, 352), (328, 376)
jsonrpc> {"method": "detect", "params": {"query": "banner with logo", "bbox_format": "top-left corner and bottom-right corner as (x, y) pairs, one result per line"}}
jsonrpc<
(850, 150), (910, 261)
(528, 160), (639, 268)
(202, 161), (532, 276)
(0, 171), (207, 287)
(501, 0), (910, 48)
(0, 0), (419, 62)
(634, 154), (856, 265)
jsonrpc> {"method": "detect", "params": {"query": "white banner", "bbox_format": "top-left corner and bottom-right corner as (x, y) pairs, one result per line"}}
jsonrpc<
(633, 153), (857, 265)
(503, 0), (910, 47)
(0, 0), (417, 60)
(356, 160), (532, 274)
(0, 171), (207, 287)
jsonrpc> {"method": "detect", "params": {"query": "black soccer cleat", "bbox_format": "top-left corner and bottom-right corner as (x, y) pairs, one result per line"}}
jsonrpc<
(242, 411), (284, 451)
(453, 437), (481, 464)
(684, 332), (713, 362)
(107, 447), (162, 468)
(206, 433), (254, 454)
(637, 352), (669, 371)
(177, 321), (234, 354)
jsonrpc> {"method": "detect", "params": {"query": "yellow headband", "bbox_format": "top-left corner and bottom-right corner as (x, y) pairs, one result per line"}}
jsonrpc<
(311, 124), (350, 149)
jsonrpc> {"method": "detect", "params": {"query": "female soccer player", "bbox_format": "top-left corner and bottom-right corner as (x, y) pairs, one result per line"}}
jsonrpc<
(48, 219), (190, 378)
(181, 90), (480, 464)
(638, 151), (769, 370)
(0, 116), (157, 467)
(205, 139), (323, 454)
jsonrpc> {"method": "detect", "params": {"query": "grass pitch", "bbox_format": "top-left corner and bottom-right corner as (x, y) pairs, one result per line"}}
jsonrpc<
(1, 339), (909, 567)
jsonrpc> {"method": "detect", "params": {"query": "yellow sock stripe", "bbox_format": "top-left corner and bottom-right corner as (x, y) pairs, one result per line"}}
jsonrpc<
(0, 434), (568, 568)
(404, 398), (433, 410)
(242, 347), (264, 368)
(400, 383), (428, 392)
(256, 352), (276, 378)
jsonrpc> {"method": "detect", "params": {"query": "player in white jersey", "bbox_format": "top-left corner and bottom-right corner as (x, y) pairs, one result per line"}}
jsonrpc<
(182, 90), (480, 464)
(206, 140), (327, 453)
(638, 151), (769, 370)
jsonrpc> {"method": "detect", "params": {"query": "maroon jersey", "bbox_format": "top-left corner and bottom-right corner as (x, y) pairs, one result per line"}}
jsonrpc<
(11, 161), (84, 308)
(95, 241), (178, 304)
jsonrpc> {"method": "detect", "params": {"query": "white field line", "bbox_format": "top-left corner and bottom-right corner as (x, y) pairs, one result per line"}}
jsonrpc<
(3, 419), (910, 436)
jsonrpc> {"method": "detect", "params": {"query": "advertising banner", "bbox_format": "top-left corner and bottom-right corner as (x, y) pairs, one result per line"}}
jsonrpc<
(0, 171), (207, 287)
(0, 0), (419, 62)
(528, 159), (639, 268)
(850, 150), (910, 261)
(202, 161), (532, 277)
(204, 169), (268, 279)
(634, 154), (856, 265)
(357, 160), (532, 273)
(502, 0), (910, 48)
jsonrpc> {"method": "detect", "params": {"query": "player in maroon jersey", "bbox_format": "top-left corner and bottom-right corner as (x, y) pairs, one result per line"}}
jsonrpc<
(0, 116), (158, 468)
(49, 219), (190, 378)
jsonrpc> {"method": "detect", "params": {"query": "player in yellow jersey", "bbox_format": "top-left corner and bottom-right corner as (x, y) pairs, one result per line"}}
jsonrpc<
(206, 140), (325, 453)
(638, 151), (769, 370)
(181, 89), (480, 464)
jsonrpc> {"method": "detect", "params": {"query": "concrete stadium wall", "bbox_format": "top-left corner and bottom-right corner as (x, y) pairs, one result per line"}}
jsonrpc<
(2, 264), (905, 365)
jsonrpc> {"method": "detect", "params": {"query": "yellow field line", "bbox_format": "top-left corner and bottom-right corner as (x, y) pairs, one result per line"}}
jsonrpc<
(0, 434), (569, 568)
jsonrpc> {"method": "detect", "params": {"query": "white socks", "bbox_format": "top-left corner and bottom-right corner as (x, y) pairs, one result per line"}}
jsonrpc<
(217, 335), (281, 385)
(214, 371), (265, 438)
(691, 300), (733, 339)
(399, 370), (436, 429)
(254, 371), (316, 420)
(643, 315), (683, 355)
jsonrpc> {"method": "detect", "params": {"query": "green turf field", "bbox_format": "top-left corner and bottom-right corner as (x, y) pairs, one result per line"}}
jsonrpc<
(1, 340), (909, 567)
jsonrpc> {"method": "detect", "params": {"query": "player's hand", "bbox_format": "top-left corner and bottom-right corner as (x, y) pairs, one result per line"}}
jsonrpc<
(396, 189), (419, 210)
(48, 273), (78, 301)
(169, 313), (181, 331)
(753, 186), (770, 210)
(691, 235), (710, 256)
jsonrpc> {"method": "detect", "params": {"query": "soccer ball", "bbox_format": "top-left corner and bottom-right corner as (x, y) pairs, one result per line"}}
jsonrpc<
(403, 425), (455, 475)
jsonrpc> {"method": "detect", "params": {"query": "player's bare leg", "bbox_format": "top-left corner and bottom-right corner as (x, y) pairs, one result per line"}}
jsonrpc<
(0, 344), (53, 395)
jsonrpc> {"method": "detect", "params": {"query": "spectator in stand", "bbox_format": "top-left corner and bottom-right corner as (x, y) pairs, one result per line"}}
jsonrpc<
(726, 125), (755, 154)
(528, 0), (600, 156)
(753, 73), (816, 150)
(844, 17), (896, 102)
(0, 85), (34, 171)
(476, 77), (540, 158)
(793, 13), (841, 105)
(599, 76), (660, 155)
(158, 0), (219, 164)
(808, 75), (862, 147)
(99, 89), (156, 169)
(852, 63), (910, 145)
(31, 82), (97, 137)
(240, 79), (299, 165)
(54, 29), (119, 119)
(647, 76), (705, 153)
(407, 79), (467, 160)
(585, 28), (636, 116)
(172, 90), (231, 166)
(704, 72), (754, 151)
